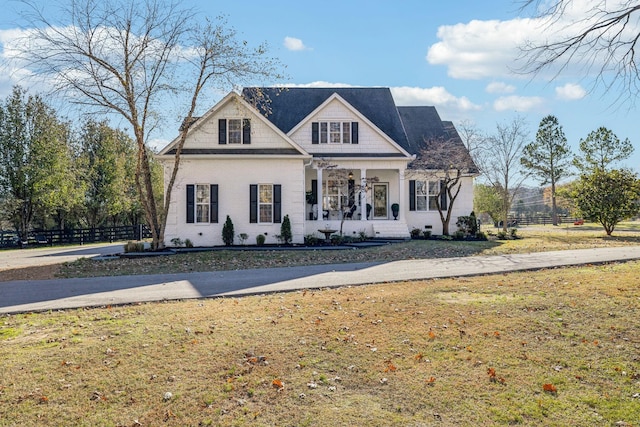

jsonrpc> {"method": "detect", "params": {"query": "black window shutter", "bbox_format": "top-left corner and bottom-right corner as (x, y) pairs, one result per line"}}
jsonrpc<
(351, 122), (359, 144)
(249, 184), (257, 223)
(440, 181), (448, 211)
(218, 119), (227, 144)
(311, 179), (318, 204)
(409, 180), (416, 211)
(311, 122), (319, 144)
(242, 119), (251, 144)
(348, 179), (355, 206)
(186, 184), (195, 223)
(274, 184), (282, 223)
(210, 184), (218, 223)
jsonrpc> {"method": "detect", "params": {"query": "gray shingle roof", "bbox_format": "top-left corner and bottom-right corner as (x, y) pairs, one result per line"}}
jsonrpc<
(242, 87), (409, 148)
(240, 87), (477, 173)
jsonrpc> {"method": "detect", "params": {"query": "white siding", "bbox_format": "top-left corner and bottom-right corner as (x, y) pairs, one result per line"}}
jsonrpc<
(164, 157), (305, 246)
(185, 101), (295, 150)
(291, 99), (404, 155)
(405, 176), (475, 235)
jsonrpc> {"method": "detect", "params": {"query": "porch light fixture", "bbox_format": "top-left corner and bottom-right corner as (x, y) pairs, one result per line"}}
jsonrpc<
(348, 171), (353, 180)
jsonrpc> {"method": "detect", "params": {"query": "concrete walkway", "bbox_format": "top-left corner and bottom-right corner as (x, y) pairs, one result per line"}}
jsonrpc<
(2, 246), (640, 314)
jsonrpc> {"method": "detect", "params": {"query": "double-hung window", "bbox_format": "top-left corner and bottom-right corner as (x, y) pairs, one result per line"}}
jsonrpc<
(250, 184), (282, 224)
(259, 184), (273, 223)
(228, 119), (242, 144)
(412, 180), (443, 211)
(323, 180), (349, 211)
(196, 184), (210, 222)
(218, 118), (251, 144)
(186, 184), (219, 223)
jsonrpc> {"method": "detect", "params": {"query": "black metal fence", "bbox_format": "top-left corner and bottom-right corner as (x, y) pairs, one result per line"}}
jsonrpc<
(0, 225), (151, 248)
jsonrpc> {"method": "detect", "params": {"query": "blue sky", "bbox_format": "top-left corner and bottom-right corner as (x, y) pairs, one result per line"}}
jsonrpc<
(1, 0), (638, 177)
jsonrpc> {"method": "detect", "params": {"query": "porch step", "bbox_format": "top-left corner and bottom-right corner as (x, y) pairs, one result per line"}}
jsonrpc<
(372, 221), (411, 239)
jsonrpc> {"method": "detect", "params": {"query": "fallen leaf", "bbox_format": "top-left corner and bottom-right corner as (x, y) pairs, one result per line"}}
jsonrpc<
(543, 383), (557, 394)
(272, 379), (284, 390)
(426, 377), (436, 385)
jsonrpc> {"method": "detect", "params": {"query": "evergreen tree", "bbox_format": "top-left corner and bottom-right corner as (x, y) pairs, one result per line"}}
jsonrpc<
(280, 214), (292, 245)
(521, 115), (572, 225)
(222, 215), (234, 246)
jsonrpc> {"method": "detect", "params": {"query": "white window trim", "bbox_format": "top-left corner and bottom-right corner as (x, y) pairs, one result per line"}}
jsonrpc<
(227, 118), (243, 144)
(415, 180), (440, 212)
(195, 183), (210, 223)
(318, 121), (352, 144)
(258, 183), (273, 224)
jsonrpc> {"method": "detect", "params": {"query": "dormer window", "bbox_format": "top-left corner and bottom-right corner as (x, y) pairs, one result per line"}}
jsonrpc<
(312, 121), (359, 144)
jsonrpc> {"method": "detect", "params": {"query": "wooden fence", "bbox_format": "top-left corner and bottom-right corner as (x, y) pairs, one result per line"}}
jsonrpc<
(504, 216), (582, 227)
(0, 225), (151, 248)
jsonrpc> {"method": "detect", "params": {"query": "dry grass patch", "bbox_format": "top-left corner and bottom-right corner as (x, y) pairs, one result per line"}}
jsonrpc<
(1, 262), (639, 426)
(53, 223), (640, 280)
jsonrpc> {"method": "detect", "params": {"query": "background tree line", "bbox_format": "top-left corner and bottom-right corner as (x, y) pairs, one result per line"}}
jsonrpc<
(0, 85), (158, 240)
(467, 114), (640, 236)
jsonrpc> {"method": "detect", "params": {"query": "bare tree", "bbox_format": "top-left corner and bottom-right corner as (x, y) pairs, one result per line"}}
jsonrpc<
(407, 135), (478, 235)
(477, 116), (531, 232)
(519, 1), (640, 104)
(456, 119), (486, 165)
(13, 0), (283, 249)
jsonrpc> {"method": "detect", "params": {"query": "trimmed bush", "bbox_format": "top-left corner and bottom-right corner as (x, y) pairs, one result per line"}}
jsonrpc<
(222, 215), (234, 246)
(280, 215), (292, 244)
(256, 234), (266, 246)
(124, 241), (145, 253)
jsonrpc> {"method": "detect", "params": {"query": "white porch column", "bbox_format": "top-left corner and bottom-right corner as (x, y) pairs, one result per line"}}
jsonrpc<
(317, 167), (323, 220)
(360, 168), (367, 220)
(399, 168), (406, 220)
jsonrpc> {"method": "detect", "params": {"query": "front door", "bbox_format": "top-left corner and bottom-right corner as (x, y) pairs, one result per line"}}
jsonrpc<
(372, 183), (388, 219)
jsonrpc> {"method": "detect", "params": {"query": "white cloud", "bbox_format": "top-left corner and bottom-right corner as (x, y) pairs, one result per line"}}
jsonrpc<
(493, 95), (544, 112)
(284, 36), (310, 51)
(486, 81), (516, 94)
(555, 83), (586, 100)
(286, 81), (354, 88)
(427, 18), (538, 79)
(427, 1), (640, 81)
(391, 86), (481, 112)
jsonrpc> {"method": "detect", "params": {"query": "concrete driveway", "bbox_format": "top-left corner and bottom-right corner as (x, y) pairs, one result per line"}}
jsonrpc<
(0, 242), (123, 271)
(1, 245), (640, 314)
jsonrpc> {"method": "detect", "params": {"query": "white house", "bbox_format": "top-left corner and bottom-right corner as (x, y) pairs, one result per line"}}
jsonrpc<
(157, 87), (478, 246)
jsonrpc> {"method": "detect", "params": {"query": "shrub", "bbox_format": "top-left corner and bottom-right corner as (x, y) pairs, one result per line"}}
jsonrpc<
(456, 212), (479, 236)
(509, 228), (518, 239)
(453, 230), (466, 240)
(184, 239), (193, 248)
(423, 230), (432, 239)
(358, 230), (368, 241)
(475, 231), (488, 241)
(222, 215), (234, 246)
(170, 237), (183, 247)
(237, 233), (248, 245)
(330, 234), (344, 245)
(124, 241), (145, 253)
(410, 228), (421, 239)
(304, 234), (320, 246)
(280, 214), (292, 244)
(256, 234), (266, 246)
(496, 230), (508, 240)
